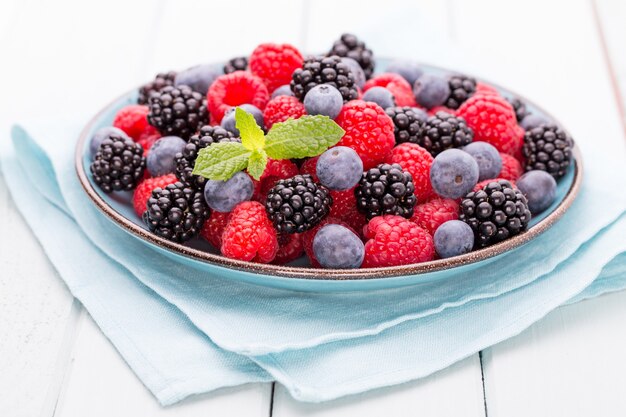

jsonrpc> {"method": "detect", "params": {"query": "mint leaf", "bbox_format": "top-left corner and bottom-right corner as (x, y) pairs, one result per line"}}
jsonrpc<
(192, 142), (251, 181)
(247, 149), (268, 181)
(264, 115), (345, 160)
(236, 107), (265, 151)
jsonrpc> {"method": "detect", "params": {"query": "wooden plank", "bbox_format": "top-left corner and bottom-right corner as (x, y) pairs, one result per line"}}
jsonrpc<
(54, 312), (273, 417)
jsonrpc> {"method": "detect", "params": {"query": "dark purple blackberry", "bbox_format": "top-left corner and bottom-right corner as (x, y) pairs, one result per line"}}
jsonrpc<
(265, 175), (332, 234)
(90, 134), (145, 193)
(355, 163), (417, 220)
(507, 97), (528, 122)
(147, 85), (208, 139)
(138, 71), (176, 105)
(142, 182), (210, 243)
(385, 106), (425, 145)
(522, 125), (574, 179)
(459, 179), (531, 248)
(445, 74), (476, 109)
(174, 125), (240, 190)
(290, 55), (359, 102)
(419, 111), (474, 156)
(328, 33), (375, 79)
(224, 56), (248, 74)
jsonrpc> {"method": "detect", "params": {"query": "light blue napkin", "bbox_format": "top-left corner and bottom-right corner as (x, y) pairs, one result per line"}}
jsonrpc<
(2, 121), (626, 404)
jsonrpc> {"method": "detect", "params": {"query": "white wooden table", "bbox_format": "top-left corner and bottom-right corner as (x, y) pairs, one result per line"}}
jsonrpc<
(1, 1), (626, 416)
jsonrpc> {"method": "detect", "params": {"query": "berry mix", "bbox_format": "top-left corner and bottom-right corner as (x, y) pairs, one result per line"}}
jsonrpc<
(89, 34), (575, 269)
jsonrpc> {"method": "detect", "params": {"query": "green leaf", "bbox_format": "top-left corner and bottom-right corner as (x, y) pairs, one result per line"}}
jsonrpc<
(192, 142), (251, 181)
(236, 107), (265, 151)
(247, 149), (268, 181)
(264, 115), (345, 160)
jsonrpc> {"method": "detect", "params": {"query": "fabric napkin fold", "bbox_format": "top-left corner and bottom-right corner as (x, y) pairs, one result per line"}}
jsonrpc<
(2, 121), (626, 404)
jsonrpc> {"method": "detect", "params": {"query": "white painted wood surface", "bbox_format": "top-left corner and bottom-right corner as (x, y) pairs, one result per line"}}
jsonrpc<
(1, 0), (625, 416)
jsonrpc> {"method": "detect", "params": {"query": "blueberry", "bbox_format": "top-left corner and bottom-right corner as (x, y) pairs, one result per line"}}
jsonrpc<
(341, 57), (366, 89)
(313, 224), (365, 268)
(463, 142), (502, 181)
(303, 84), (344, 119)
(203, 171), (254, 212)
(316, 146), (363, 191)
(362, 87), (395, 109)
(174, 64), (221, 95)
(221, 104), (264, 136)
(411, 107), (428, 123)
(520, 113), (550, 130)
(434, 220), (475, 258)
(516, 170), (557, 214)
(271, 84), (294, 99)
(430, 149), (479, 199)
(146, 136), (187, 176)
(89, 126), (130, 157)
(386, 60), (424, 86)
(413, 74), (450, 109)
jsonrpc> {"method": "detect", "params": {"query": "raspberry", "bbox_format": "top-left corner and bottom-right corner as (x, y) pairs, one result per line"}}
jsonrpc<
(301, 158), (358, 221)
(263, 95), (306, 130)
(341, 208), (368, 238)
(388, 143), (434, 202)
(457, 94), (523, 155)
(410, 197), (459, 235)
(363, 73), (416, 107)
(499, 152), (523, 182)
(135, 128), (161, 152)
(252, 158), (299, 202)
(272, 233), (304, 265)
(132, 174), (178, 217)
(249, 43), (304, 93)
(200, 211), (230, 249)
(475, 82), (499, 96)
(299, 156), (319, 180)
(362, 215), (434, 267)
(221, 201), (278, 263)
(428, 106), (456, 116)
(207, 71), (270, 123)
(302, 217), (354, 267)
(335, 100), (395, 170)
(473, 177), (516, 192)
(113, 105), (152, 140)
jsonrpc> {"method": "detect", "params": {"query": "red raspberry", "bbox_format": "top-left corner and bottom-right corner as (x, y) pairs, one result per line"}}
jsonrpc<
(263, 95), (306, 130)
(300, 156), (319, 180)
(410, 197), (459, 235)
(499, 152), (523, 182)
(207, 71), (270, 123)
(363, 73), (416, 107)
(473, 177), (517, 192)
(135, 128), (161, 152)
(341, 208), (368, 239)
(252, 159), (299, 202)
(113, 105), (153, 140)
(427, 105), (456, 116)
(249, 43), (304, 93)
(388, 143), (435, 202)
(302, 217), (356, 267)
(362, 215), (434, 267)
(457, 94), (523, 155)
(475, 82), (499, 96)
(200, 211), (231, 249)
(335, 100), (395, 170)
(272, 233), (304, 265)
(221, 201), (278, 263)
(132, 174), (178, 217)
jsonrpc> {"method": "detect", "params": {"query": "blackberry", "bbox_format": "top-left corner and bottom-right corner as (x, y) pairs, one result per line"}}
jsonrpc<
(445, 74), (476, 109)
(224, 56), (248, 74)
(138, 71), (176, 105)
(328, 33), (375, 79)
(459, 180), (531, 248)
(147, 85), (208, 139)
(143, 182), (210, 243)
(355, 163), (417, 220)
(385, 106), (425, 145)
(522, 125), (574, 179)
(174, 125), (239, 189)
(290, 55), (359, 102)
(419, 111), (474, 156)
(507, 97), (528, 122)
(265, 175), (332, 234)
(90, 134), (145, 193)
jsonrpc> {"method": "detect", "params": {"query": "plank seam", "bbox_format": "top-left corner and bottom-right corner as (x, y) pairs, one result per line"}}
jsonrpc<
(479, 351), (489, 417)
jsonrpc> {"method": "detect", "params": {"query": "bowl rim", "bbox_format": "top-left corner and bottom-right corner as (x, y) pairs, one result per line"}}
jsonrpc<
(75, 67), (583, 281)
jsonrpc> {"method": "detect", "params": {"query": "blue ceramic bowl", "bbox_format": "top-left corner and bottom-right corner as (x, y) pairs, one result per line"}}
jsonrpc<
(75, 62), (582, 292)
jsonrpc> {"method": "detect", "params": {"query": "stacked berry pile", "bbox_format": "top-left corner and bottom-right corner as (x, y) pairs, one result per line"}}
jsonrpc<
(88, 34), (575, 269)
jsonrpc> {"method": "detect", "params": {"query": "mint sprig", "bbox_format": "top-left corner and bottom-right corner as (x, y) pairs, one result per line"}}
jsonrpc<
(192, 109), (345, 181)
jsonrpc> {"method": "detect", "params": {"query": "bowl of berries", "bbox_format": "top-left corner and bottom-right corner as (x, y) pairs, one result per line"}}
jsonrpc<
(76, 34), (582, 291)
